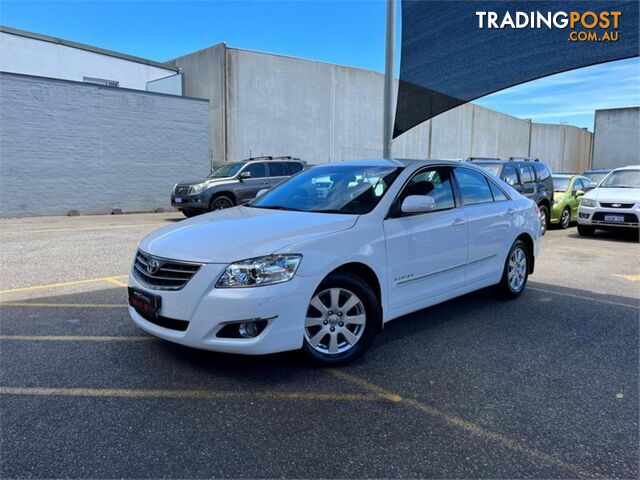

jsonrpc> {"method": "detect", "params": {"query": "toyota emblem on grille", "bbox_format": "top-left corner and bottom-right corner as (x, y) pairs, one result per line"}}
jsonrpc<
(146, 259), (161, 275)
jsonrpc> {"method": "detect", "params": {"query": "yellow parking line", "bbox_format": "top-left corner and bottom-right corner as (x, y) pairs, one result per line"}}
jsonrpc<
(0, 223), (166, 235)
(330, 370), (596, 479)
(528, 286), (639, 309)
(0, 335), (152, 342)
(553, 245), (640, 258)
(0, 386), (386, 403)
(104, 277), (128, 288)
(612, 274), (640, 282)
(0, 275), (127, 294)
(0, 302), (126, 308)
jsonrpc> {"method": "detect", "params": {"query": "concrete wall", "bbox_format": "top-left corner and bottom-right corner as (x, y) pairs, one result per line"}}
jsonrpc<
(0, 72), (209, 217)
(592, 107), (640, 169)
(175, 46), (592, 172)
(0, 30), (181, 94)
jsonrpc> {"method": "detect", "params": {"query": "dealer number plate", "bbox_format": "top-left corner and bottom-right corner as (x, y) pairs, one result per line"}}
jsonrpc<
(604, 214), (624, 223)
(174, 197), (182, 203)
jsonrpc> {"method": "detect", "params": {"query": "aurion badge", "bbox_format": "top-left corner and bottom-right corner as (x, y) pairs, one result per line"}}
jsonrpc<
(146, 259), (160, 275)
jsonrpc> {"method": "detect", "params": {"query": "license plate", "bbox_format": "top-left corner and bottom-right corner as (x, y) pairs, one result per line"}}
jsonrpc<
(604, 214), (625, 223)
(174, 197), (182, 203)
(128, 287), (161, 320)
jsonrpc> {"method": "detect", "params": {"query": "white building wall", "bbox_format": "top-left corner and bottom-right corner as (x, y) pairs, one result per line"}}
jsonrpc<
(0, 31), (179, 93)
(593, 107), (640, 169)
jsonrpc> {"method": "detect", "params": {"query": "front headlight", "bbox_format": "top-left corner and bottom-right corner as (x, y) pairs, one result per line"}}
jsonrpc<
(216, 255), (302, 288)
(189, 183), (207, 195)
(580, 198), (597, 207)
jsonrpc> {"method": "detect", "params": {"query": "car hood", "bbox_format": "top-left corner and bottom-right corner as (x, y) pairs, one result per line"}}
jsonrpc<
(176, 177), (235, 187)
(584, 187), (640, 203)
(139, 206), (357, 263)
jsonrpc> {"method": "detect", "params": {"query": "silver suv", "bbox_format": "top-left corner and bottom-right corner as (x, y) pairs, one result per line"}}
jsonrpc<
(172, 156), (306, 217)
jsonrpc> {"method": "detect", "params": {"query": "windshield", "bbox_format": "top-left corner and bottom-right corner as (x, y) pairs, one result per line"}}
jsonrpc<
(552, 176), (571, 192)
(208, 162), (243, 178)
(600, 170), (640, 188)
(584, 172), (608, 185)
(249, 165), (401, 214)
(475, 163), (502, 177)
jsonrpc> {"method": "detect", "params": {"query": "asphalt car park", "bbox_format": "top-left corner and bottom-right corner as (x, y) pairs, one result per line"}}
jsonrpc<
(0, 212), (638, 479)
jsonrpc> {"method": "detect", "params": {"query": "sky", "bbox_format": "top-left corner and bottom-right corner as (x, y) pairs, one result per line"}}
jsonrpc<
(1, 0), (638, 131)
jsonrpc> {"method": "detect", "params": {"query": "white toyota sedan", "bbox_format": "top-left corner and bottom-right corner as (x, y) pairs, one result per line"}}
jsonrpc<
(128, 159), (541, 364)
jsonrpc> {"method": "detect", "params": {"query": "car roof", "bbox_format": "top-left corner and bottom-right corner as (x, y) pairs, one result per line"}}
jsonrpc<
(313, 159), (466, 168)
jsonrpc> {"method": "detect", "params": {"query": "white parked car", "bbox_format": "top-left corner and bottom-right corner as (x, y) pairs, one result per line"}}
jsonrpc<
(577, 165), (640, 236)
(128, 160), (541, 364)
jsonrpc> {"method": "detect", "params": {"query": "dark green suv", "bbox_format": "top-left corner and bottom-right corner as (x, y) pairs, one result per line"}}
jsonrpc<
(469, 157), (554, 234)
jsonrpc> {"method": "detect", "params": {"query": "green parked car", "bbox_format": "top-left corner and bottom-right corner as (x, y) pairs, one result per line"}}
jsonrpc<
(550, 174), (590, 229)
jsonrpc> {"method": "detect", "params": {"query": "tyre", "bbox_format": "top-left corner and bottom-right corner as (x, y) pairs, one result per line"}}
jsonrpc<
(209, 195), (235, 211)
(538, 205), (549, 235)
(560, 207), (571, 229)
(497, 239), (529, 299)
(577, 225), (595, 236)
(302, 272), (381, 365)
(181, 208), (200, 218)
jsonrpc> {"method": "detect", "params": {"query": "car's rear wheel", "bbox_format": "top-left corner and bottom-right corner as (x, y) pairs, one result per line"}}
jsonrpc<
(539, 205), (549, 235)
(560, 207), (571, 229)
(209, 195), (235, 211)
(577, 225), (595, 236)
(302, 273), (380, 365)
(497, 239), (529, 299)
(181, 208), (200, 218)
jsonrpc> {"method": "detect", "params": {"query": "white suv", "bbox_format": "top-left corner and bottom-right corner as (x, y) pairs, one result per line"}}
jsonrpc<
(577, 165), (640, 236)
(128, 159), (540, 365)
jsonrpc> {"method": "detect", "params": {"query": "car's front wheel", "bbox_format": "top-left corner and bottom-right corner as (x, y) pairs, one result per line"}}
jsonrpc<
(497, 239), (529, 299)
(302, 273), (380, 365)
(181, 208), (200, 218)
(209, 195), (235, 211)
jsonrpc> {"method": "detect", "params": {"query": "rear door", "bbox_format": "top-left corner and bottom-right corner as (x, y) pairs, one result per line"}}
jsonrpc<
(454, 167), (512, 286)
(265, 162), (289, 189)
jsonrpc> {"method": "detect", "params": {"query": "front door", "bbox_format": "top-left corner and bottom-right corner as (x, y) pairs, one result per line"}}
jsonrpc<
(236, 162), (269, 203)
(383, 166), (468, 313)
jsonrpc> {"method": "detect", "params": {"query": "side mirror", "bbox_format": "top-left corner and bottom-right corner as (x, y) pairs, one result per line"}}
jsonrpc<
(239, 171), (252, 180)
(401, 195), (436, 214)
(504, 177), (516, 186)
(575, 189), (585, 197)
(256, 188), (269, 199)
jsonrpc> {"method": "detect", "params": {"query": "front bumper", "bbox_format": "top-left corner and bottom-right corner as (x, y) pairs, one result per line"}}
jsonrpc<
(128, 264), (317, 355)
(578, 204), (639, 229)
(171, 194), (208, 210)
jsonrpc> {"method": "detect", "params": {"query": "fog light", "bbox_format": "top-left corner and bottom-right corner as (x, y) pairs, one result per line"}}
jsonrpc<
(239, 322), (259, 338)
(579, 213), (589, 219)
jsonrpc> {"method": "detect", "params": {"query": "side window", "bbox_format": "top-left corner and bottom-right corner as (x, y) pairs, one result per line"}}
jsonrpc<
(398, 167), (456, 213)
(285, 162), (304, 174)
(455, 168), (494, 206)
(572, 178), (584, 192)
(489, 182), (508, 201)
(517, 164), (535, 185)
(244, 162), (267, 178)
(501, 165), (519, 186)
(534, 163), (551, 182)
(267, 162), (288, 177)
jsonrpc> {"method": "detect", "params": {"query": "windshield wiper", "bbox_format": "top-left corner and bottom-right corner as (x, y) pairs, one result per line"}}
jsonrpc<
(251, 205), (305, 211)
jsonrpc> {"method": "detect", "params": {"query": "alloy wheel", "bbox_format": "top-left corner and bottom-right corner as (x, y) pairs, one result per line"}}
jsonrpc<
(539, 208), (548, 234)
(211, 197), (233, 210)
(507, 247), (527, 292)
(304, 288), (366, 355)
(561, 208), (571, 229)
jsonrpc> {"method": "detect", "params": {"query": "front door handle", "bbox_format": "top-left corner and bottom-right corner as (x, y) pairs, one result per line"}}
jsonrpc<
(451, 218), (466, 227)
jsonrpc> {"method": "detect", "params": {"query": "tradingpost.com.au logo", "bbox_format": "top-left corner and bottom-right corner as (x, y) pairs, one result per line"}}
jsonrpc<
(476, 10), (622, 42)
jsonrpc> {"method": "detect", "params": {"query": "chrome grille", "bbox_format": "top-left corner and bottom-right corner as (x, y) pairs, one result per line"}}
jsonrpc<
(600, 202), (635, 209)
(133, 250), (202, 290)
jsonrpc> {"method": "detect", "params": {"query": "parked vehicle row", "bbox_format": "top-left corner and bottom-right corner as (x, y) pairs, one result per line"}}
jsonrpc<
(133, 159), (541, 364)
(172, 156), (306, 217)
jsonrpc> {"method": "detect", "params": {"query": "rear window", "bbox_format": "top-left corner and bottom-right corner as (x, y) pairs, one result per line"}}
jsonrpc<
(285, 162), (304, 174)
(475, 163), (502, 177)
(268, 162), (288, 177)
(534, 163), (551, 181)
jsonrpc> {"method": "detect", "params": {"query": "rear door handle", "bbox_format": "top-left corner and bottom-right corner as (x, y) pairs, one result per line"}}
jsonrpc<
(452, 218), (466, 227)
